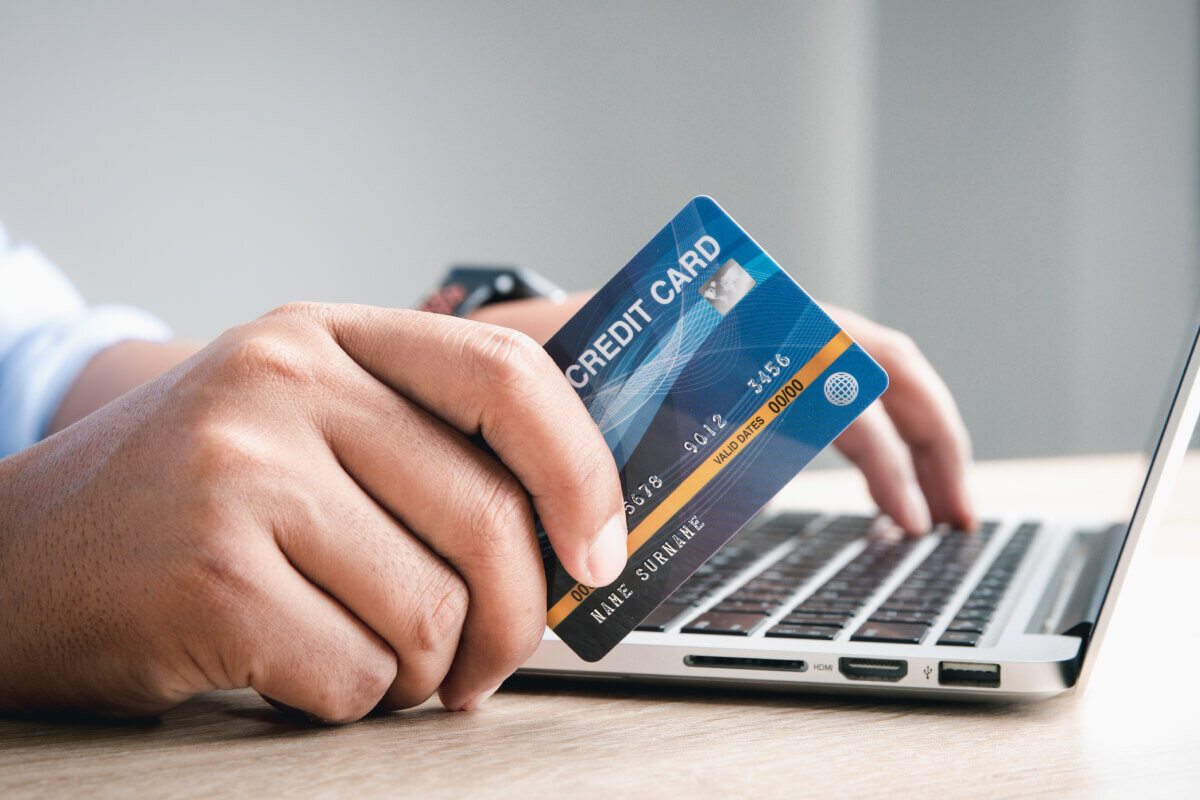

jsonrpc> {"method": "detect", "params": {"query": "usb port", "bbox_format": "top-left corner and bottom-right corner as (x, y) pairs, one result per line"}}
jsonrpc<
(838, 658), (908, 682)
(938, 661), (1001, 688)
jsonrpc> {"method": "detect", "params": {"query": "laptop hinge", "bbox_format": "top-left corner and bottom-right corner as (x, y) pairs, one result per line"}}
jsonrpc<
(1028, 523), (1126, 680)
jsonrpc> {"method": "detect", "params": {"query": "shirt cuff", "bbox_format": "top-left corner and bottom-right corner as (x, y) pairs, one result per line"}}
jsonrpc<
(0, 305), (172, 458)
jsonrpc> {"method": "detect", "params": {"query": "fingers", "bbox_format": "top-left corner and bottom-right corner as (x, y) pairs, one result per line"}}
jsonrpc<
(878, 335), (979, 527)
(269, 462), (469, 711)
(222, 543), (398, 724)
(876, 340), (975, 529)
(826, 305), (977, 530)
(316, 304), (628, 589)
(834, 405), (932, 534)
(229, 303), (624, 714)
(314, 367), (549, 711)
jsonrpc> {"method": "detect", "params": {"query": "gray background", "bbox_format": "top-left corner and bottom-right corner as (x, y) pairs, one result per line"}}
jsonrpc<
(1, 0), (1196, 459)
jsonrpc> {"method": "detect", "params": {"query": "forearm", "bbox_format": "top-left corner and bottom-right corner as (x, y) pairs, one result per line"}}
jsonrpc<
(48, 339), (203, 434)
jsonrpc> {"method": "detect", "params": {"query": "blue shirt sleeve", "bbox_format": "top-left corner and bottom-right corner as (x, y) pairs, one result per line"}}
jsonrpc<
(0, 223), (172, 458)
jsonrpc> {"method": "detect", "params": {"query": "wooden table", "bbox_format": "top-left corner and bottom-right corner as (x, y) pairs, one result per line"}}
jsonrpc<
(2, 455), (1197, 798)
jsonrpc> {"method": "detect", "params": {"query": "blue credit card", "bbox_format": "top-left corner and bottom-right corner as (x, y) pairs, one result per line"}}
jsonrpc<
(541, 196), (887, 662)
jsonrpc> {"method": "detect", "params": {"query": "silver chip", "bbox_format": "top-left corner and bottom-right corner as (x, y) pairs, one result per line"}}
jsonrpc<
(698, 258), (756, 314)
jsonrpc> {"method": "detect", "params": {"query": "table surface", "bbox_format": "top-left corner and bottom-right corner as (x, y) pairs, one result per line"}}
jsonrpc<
(2, 454), (1197, 798)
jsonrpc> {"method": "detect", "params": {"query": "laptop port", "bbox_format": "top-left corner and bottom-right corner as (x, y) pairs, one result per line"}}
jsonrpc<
(683, 655), (808, 672)
(938, 661), (1001, 688)
(838, 657), (908, 682)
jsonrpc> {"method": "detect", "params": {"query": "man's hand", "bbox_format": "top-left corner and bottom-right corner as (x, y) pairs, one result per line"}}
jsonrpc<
(0, 303), (628, 721)
(472, 294), (976, 535)
(823, 305), (975, 534)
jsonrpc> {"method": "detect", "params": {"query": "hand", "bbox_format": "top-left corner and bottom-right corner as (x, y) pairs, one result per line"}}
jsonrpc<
(815, 305), (974, 534)
(471, 294), (975, 535)
(0, 303), (628, 721)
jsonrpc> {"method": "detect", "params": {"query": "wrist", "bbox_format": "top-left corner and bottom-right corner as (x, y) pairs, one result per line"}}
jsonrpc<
(49, 339), (203, 434)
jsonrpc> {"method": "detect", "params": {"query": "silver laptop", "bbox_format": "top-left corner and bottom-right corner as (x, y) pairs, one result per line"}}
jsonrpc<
(520, 315), (1200, 700)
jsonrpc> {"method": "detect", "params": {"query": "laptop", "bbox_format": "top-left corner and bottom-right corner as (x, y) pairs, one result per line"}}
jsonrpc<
(519, 315), (1200, 700)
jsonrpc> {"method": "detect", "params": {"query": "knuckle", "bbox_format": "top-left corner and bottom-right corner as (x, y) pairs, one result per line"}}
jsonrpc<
(473, 327), (552, 401)
(270, 641), (395, 724)
(465, 469), (534, 558)
(409, 569), (470, 657)
(264, 300), (332, 326)
(180, 417), (272, 490)
(560, 437), (616, 496)
(878, 328), (921, 363)
(216, 329), (317, 388)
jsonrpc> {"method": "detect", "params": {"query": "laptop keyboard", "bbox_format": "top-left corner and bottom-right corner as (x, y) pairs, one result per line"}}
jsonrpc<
(765, 528), (920, 640)
(681, 515), (868, 636)
(849, 521), (998, 644)
(636, 513), (1037, 647)
(635, 512), (819, 633)
(936, 522), (1037, 646)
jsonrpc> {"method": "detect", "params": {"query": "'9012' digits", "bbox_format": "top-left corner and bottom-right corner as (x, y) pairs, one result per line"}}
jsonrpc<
(682, 414), (728, 455)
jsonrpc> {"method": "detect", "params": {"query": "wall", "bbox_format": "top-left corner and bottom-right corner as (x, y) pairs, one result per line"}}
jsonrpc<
(872, 0), (1199, 456)
(1, 1), (1195, 457)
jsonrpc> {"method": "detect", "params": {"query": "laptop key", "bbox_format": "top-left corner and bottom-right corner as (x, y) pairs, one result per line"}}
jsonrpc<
(781, 613), (847, 628)
(869, 609), (938, 624)
(890, 587), (946, 602)
(682, 611), (766, 636)
(951, 608), (992, 622)
(795, 602), (863, 616)
(709, 601), (777, 615)
(946, 619), (985, 633)
(720, 592), (796, 604)
(810, 590), (873, 603)
(937, 630), (980, 646)
(766, 624), (838, 640)
(741, 579), (798, 593)
(876, 600), (944, 613)
(789, 607), (855, 619)
(851, 621), (930, 644)
(634, 601), (690, 632)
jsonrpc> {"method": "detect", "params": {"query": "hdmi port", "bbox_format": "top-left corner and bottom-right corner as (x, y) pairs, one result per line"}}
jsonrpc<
(839, 657), (908, 682)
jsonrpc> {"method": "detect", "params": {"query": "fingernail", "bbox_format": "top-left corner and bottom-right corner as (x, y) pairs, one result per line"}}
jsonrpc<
(459, 683), (503, 712)
(586, 513), (628, 586)
(903, 482), (932, 535)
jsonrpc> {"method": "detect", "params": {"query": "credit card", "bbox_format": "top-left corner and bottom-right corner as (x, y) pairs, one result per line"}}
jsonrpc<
(540, 196), (887, 662)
